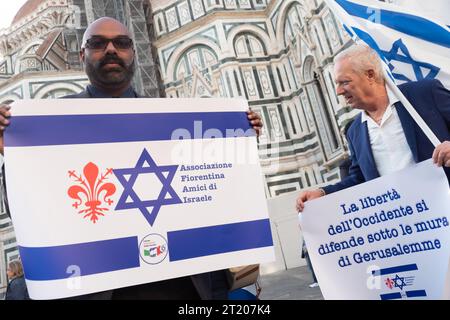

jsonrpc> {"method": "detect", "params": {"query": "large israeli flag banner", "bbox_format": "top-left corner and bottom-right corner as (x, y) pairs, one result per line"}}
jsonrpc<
(4, 98), (275, 299)
(324, 0), (450, 88)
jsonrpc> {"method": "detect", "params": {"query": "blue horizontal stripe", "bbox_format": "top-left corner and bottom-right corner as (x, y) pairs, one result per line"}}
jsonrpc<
(348, 27), (402, 83)
(351, 27), (385, 58)
(20, 237), (140, 281)
(380, 292), (402, 300)
(5, 112), (253, 147)
(372, 264), (418, 276)
(167, 219), (273, 261)
(406, 290), (427, 298)
(343, 24), (355, 39)
(337, 0), (450, 48)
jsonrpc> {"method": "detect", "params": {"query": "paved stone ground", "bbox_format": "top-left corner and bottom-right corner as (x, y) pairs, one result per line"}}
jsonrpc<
(257, 266), (324, 300)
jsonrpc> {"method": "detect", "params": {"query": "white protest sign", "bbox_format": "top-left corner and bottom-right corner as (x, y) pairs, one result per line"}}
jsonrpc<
(300, 160), (450, 300)
(4, 98), (275, 299)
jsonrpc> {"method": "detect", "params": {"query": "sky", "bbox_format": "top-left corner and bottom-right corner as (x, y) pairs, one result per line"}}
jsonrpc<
(0, 1), (29, 30)
(0, 0), (448, 30)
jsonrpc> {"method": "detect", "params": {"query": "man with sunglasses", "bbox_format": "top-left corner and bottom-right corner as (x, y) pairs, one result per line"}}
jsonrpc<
(65, 17), (139, 99)
(0, 17), (263, 300)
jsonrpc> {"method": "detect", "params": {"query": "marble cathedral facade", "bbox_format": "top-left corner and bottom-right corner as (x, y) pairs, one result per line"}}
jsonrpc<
(151, 0), (361, 196)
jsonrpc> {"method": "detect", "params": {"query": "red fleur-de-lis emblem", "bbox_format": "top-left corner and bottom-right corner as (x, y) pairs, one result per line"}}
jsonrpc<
(67, 162), (116, 223)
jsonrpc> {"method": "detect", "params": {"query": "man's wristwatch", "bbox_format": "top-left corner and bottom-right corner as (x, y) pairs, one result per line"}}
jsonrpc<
(318, 188), (326, 196)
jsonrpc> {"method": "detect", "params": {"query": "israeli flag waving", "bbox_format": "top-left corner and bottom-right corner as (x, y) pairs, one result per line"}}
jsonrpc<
(324, 0), (450, 88)
(325, 0), (450, 147)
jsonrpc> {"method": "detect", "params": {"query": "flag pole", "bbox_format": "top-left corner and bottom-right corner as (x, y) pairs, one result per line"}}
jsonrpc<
(382, 67), (441, 148)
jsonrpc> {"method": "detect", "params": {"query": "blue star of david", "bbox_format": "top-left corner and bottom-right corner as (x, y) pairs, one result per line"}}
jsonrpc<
(392, 274), (407, 291)
(113, 149), (182, 226)
(382, 39), (440, 83)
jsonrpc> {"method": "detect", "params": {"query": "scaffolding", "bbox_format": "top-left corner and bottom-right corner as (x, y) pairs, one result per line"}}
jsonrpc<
(123, 0), (160, 97)
(65, 0), (160, 97)
(91, 0), (126, 22)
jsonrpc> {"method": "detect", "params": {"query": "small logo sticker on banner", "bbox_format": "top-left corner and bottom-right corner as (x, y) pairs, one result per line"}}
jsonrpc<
(68, 162), (116, 223)
(139, 234), (169, 265)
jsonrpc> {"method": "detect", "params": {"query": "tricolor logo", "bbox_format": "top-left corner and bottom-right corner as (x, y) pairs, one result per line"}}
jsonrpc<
(139, 234), (168, 265)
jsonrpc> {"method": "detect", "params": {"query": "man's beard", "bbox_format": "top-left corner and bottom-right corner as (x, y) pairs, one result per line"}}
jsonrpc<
(86, 54), (135, 88)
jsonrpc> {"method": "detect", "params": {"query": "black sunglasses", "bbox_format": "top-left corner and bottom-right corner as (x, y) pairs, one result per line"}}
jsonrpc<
(85, 36), (134, 50)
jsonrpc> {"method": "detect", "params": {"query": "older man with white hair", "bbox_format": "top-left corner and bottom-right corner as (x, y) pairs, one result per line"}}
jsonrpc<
(297, 44), (450, 212)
